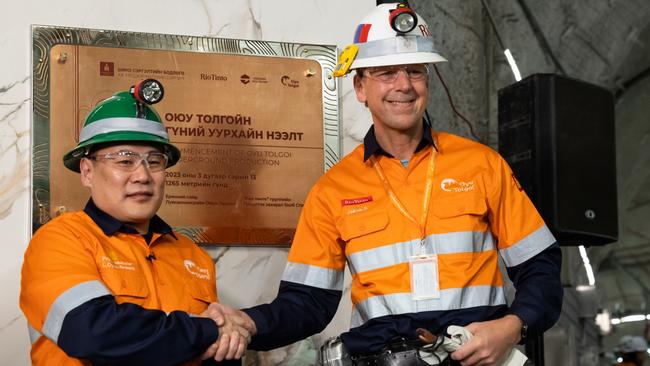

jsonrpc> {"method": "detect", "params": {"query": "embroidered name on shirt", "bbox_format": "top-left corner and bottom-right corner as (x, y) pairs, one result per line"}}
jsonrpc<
(342, 196), (373, 206)
(184, 259), (210, 280)
(441, 178), (475, 192)
(345, 206), (369, 215)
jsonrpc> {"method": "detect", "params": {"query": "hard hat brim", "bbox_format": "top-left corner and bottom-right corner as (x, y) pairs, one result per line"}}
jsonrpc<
(63, 131), (181, 173)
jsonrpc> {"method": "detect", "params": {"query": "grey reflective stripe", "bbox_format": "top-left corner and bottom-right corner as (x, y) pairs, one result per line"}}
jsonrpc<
(28, 323), (42, 344)
(79, 117), (168, 143)
(282, 262), (344, 291)
(499, 225), (556, 267)
(42, 280), (112, 344)
(356, 36), (437, 60)
(350, 285), (506, 327)
(348, 231), (496, 275)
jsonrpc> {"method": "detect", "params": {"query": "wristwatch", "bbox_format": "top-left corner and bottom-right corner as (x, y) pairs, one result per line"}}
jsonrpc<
(520, 321), (529, 344)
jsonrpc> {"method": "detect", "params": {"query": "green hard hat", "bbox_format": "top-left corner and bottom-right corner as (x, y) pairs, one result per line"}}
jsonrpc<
(63, 89), (181, 173)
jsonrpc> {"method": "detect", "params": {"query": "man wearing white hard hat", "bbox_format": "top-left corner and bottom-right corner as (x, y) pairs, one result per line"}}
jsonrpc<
(617, 335), (648, 366)
(217, 3), (563, 365)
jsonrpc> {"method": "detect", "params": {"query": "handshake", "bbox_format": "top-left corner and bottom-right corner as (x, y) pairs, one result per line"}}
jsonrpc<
(199, 303), (257, 362)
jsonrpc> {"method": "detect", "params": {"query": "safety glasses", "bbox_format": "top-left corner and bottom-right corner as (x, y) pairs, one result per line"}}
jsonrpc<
(363, 64), (429, 82)
(90, 150), (169, 172)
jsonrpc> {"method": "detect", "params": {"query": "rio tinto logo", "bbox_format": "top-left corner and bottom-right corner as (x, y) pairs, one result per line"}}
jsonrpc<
(418, 24), (431, 37)
(441, 178), (475, 192)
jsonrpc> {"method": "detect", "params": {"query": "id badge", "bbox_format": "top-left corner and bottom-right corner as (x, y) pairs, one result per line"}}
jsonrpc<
(409, 254), (440, 300)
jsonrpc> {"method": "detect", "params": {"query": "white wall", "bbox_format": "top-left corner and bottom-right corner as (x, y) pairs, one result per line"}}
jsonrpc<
(0, 1), (375, 364)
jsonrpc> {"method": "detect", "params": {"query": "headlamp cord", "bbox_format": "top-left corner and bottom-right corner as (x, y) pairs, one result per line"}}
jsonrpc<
(432, 64), (482, 142)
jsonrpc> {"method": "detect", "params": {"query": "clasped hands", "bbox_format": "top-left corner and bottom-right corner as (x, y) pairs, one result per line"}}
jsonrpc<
(200, 303), (257, 361)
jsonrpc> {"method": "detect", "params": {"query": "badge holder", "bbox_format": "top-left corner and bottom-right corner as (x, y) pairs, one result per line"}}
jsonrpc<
(409, 251), (440, 300)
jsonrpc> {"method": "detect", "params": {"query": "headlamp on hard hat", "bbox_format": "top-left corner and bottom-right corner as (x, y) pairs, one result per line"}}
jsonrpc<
(130, 79), (164, 119)
(332, 3), (447, 78)
(389, 4), (418, 34)
(131, 79), (164, 104)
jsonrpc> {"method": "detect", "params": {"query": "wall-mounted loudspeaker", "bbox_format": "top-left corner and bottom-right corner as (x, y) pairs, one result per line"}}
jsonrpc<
(498, 73), (618, 246)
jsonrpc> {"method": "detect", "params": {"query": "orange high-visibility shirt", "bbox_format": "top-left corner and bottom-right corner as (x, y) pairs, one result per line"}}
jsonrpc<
(20, 208), (217, 365)
(284, 131), (555, 326)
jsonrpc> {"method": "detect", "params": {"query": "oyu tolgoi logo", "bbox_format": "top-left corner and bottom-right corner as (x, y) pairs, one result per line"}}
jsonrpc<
(184, 259), (210, 280)
(441, 178), (475, 192)
(280, 75), (299, 88)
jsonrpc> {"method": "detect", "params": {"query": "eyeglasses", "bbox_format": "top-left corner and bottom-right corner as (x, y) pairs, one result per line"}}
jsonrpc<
(90, 151), (169, 172)
(363, 64), (429, 82)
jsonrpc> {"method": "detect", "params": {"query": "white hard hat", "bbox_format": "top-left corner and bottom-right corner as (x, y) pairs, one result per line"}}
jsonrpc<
(333, 3), (446, 77)
(619, 335), (648, 353)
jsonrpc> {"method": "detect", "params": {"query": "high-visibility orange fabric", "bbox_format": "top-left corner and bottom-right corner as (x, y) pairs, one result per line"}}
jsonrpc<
(20, 210), (217, 365)
(287, 131), (553, 318)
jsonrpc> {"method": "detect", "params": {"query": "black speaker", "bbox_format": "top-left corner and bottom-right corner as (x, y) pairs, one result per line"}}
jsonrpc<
(498, 73), (618, 246)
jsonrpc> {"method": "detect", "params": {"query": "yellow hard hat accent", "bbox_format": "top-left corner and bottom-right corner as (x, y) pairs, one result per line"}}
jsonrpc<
(333, 45), (359, 77)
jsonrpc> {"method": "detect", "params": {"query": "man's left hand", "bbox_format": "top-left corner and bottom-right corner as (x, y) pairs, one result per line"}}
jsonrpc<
(450, 315), (523, 366)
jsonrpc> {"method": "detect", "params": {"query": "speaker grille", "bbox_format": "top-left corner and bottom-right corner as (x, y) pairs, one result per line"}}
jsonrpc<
(498, 74), (618, 246)
(552, 76), (618, 244)
(498, 79), (535, 196)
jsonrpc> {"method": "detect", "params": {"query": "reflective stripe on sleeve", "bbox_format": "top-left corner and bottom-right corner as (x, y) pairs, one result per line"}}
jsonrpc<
(282, 262), (344, 291)
(499, 224), (556, 267)
(28, 323), (42, 344)
(42, 280), (112, 344)
(348, 231), (496, 274)
(79, 117), (168, 143)
(350, 285), (506, 327)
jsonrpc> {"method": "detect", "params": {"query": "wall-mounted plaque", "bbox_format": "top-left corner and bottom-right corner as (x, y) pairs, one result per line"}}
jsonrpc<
(32, 26), (341, 245)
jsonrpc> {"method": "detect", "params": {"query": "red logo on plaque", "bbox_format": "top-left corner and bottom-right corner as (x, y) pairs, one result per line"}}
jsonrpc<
(100, 62), (114, 76)
(341, 196), (373, 206)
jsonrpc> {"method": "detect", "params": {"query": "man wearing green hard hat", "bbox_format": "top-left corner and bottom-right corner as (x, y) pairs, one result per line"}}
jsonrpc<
(62, 80), (181, 173)
(20, 80), (249, 365)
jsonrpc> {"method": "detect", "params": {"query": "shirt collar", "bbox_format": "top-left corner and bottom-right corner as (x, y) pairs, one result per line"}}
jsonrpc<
(363, 120), (436, 161)
(83, 199), (176, 240)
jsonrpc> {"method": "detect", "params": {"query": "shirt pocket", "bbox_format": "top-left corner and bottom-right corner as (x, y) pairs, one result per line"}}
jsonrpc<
(337, 209), (390, 242)
(184, 279), (216, 315)
(431, 193), (488, 230)
(100, 270), (149, 306)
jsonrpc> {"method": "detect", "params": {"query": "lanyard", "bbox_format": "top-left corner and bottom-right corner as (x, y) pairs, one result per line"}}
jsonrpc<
(370, 146), (437, 252)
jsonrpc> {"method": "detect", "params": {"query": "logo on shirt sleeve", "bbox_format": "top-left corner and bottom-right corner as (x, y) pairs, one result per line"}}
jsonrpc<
(511, 173), (524, 191)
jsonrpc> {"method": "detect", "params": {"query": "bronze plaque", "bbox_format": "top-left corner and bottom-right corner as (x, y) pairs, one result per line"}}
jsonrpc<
(33, 26), (341, 245)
